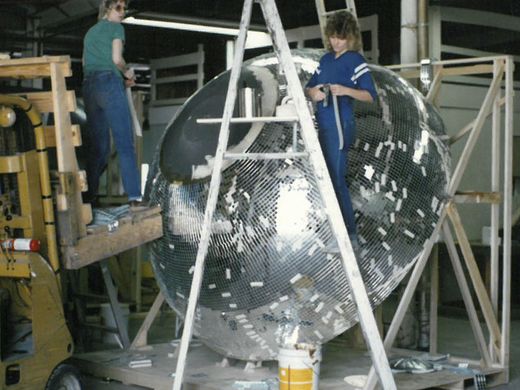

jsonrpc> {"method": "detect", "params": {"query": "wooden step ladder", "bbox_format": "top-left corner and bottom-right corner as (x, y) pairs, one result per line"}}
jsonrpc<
(171, 0), (396, 389)
(315, 0), (358, 46)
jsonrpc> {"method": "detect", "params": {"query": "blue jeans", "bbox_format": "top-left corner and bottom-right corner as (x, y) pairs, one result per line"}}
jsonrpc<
(319, 120), (357, 237)
(82, 71), (141, 202)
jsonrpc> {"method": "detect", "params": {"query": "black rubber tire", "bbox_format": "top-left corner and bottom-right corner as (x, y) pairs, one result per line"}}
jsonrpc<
(45, 363), (83, 390)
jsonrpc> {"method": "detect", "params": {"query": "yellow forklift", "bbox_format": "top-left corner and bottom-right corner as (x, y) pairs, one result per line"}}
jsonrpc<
(0, 56), (162, 389)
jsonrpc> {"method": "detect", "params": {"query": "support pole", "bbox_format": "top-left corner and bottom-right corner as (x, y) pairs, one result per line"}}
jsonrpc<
(489, 59), (501, 361)
(401, 0), (418, 65)
(500, 56), (514, 373)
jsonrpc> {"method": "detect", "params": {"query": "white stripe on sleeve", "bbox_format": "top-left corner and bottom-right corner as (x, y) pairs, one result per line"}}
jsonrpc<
(351, 67), (370, 82)
(354, 62), (368, 74)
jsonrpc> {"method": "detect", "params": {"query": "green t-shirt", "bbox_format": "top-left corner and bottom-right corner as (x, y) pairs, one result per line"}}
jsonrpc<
(83, 19), (125, 77)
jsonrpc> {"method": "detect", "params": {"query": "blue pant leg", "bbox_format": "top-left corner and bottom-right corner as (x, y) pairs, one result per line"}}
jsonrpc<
(83, 79), (111, 202)
(319, 129), (357, 236)
(98, 74), (141, 200)
(339, 151), (357, 237)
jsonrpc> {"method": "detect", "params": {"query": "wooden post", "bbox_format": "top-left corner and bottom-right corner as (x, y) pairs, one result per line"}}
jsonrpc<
(50, 62), (86, 239)
(442, 223), (492, 366)
(500, 56), (514, 375)
(429, 243), (439, 355)
(446, 204), (501, 355)
(130, 292), (165, 349)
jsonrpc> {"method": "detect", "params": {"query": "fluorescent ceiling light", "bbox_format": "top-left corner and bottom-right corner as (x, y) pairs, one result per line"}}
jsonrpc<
(123, 16), (272, 49)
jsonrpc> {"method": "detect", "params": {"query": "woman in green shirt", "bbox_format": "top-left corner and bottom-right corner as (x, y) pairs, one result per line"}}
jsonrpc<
(82, 0), (141, 206)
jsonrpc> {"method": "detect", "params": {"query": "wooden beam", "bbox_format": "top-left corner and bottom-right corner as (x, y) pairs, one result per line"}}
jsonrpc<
(17, 91), (77, 114)
(0, 56), (72, 79)
(395, 64), (495, 80)
(50, 63), (78, 172)
(500, 56), (514, 370)
(441, 64), (494, 77)
(425, 67), (443, 105)
(448, 60), (505, 194)
(429, 245), (439, 355)
(453, 191), (501, 204)
(44, 124), (82, 147)
(130, 292), (165, 349)
(446, 204), (502, 353)
(443, 224), (493, 366)
(262, 0), (397, 387)
(449, 97), (505, 145)
(62, 207), (163, 270)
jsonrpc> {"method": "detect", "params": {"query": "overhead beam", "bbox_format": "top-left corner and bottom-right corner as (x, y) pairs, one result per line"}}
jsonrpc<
(35, 0), (98, 29)
(441, 6), (520, 32)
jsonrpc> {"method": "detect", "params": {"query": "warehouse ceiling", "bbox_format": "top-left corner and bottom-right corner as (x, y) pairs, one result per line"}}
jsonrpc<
(0, 0), (519, 82)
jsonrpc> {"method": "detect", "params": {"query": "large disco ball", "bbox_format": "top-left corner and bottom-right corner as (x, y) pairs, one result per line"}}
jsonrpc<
(146, 49), (451, 361)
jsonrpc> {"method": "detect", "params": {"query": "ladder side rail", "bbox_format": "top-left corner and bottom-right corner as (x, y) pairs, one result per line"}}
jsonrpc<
(315, 0), (359, 47)
(171, 1), (255, 389)
(315, 0), (328, 47)
(260, 1), (396, 389)
(344, 0), (358, 17)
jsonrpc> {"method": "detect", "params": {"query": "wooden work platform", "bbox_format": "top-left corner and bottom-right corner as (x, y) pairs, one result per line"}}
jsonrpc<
(72, 342), (503, 390)
(62, 206), (163, 270)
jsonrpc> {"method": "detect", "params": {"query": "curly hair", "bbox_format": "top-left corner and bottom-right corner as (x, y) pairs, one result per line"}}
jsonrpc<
(324, 10), (362, 52)
(98, 0), (128, 20)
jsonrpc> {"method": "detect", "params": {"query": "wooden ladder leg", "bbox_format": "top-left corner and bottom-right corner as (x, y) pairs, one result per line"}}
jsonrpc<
(100, 259), (131, 349)
(260, 0), (395, 388)
(171, 1), (255, 390)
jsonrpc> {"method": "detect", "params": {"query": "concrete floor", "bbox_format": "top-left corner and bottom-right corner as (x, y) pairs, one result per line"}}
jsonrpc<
(77, 310), (520, 389)
(436, 317), (520, 390)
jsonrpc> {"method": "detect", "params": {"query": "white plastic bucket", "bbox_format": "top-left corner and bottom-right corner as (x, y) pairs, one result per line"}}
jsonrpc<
(278, 345), (321, 390)
(100, 303), (130, 348)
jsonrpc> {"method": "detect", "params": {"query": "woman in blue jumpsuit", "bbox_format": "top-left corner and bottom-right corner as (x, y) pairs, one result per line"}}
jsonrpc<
(306, 11), (377, 249)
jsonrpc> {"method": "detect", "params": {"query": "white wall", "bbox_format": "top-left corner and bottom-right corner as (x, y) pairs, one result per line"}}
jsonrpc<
(438, 81), (520, 240)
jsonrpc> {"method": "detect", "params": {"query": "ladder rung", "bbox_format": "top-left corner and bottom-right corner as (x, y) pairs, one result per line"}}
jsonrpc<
(197, 116), (298, 125)
(321, 8), (353, 17)
(224, 152), (308, 160)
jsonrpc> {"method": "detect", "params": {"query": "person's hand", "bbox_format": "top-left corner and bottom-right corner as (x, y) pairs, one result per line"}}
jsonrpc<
(124, 67), (135, 80)
(307, 85), (326, 102)
(330, 84), (349, 96)
(125, 78), (136, 88)
(124, 68), (136, 88)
